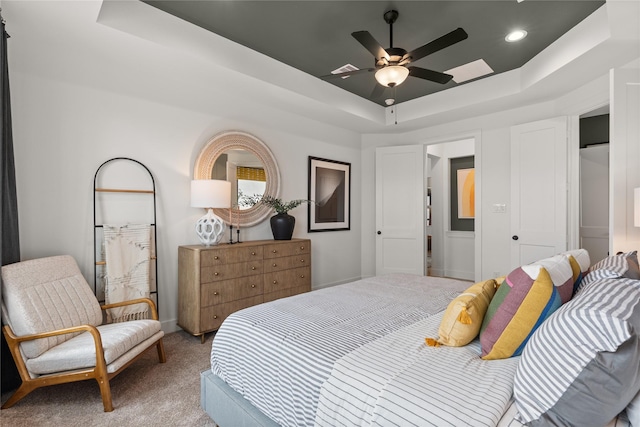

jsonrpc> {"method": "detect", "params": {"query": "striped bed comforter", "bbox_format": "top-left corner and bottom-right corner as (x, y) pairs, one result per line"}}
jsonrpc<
(209, 274), (517, 427)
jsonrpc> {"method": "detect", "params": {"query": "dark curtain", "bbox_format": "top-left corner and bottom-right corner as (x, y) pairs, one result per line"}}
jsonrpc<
(0, 14), (22, 393)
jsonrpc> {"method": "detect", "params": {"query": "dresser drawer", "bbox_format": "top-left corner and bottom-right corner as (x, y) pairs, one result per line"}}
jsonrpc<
(263, 241), (310, 259)
(264, 266), (311, 293)
(263, 253), (310, 273)
(178, 239), (311, 338)
(201, 260), (263, 282)
(200, 246), (263, 267)
(201, 277), (263, 307)
(200, 295), (264, 332)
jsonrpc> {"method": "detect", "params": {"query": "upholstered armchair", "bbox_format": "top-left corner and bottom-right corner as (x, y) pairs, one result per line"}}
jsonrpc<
(1, 255), (166, 412)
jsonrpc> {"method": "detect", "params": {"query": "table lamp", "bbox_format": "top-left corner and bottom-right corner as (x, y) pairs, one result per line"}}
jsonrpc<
(191, 179), (231, 246)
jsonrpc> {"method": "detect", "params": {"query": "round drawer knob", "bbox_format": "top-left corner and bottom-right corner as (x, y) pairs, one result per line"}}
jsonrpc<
(273, 280), (277, 284)
(251, 284), (256, 288)
(251, 266), (256, 270)
(214, 272), (219, 276)
(300, 259), (305, 263)
(272, 263), (277, 267)
(300, 246), (304, 250)
(251, 252), (256, 255)
(300, 275), (305, 278)
(272, 250), (277, 253)
(213, 315), (218, 319)
(213, 291), (219, 295)
(214, 256), (219, 260)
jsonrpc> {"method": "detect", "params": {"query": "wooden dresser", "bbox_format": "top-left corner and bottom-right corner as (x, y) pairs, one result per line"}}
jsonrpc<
(178, 239), (311, 341)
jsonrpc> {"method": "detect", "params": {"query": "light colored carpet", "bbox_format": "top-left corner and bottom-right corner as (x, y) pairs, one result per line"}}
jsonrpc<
(0, 330), (217, 426)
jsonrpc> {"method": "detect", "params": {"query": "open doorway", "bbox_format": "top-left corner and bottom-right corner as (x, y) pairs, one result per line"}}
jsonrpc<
(579, 108), (609, 261)
(426, 138), (475, 280)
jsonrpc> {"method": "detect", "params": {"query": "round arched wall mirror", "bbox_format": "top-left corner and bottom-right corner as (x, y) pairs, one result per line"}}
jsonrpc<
(194, 131), (281, 227)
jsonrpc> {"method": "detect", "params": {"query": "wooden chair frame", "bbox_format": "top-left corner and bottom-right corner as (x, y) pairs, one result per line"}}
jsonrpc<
(1, 297), (166, 412)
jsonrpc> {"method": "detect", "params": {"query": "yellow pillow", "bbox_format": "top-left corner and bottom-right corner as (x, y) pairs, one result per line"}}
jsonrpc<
(426, 279), (497, 347)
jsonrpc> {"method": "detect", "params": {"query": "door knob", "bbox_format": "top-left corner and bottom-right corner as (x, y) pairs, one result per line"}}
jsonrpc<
(377, 231), (382, 235)
(512, 235), (519, 241)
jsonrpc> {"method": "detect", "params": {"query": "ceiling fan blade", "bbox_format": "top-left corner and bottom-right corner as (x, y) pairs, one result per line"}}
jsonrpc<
(405, 28), (468, 63)
(319, 67), (375, 80)
(352, 31), (390, 61)
(370, 83), (385, 99)
(408, 66), (453, 84)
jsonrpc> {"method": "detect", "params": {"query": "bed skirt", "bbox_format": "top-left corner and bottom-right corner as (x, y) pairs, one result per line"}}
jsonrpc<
(201, 369), (280, 427)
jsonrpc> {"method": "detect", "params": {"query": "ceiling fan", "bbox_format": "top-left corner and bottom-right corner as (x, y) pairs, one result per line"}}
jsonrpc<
(321, 10), (468, 99)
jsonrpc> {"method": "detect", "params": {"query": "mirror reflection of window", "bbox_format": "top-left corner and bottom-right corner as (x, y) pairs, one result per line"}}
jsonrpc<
(237, 167), (266, 210)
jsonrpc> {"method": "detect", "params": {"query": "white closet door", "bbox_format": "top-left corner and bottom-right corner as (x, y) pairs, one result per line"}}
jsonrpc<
(510, 117), (568, 268)
(375, 145), (425, 276)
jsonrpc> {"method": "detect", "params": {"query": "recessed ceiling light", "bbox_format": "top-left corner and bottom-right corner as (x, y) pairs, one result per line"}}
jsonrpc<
(505, 29), (528, 42)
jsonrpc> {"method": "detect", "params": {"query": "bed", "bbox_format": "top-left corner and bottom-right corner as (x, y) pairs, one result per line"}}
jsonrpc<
(202, 252), (640, 427)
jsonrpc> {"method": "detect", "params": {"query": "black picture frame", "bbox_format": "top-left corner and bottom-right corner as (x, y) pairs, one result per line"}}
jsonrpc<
(308, 156), (351, 232)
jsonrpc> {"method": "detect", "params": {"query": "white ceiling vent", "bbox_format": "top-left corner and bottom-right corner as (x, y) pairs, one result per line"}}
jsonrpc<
(332, 64), (359, 79)
(445, 59), (494, 84)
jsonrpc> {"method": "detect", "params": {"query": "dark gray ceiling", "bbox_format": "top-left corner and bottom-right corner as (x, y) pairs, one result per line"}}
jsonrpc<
(142, 1), (604, 106)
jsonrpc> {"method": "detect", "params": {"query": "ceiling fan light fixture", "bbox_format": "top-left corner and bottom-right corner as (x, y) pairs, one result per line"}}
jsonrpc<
(375, 65), (410, 87)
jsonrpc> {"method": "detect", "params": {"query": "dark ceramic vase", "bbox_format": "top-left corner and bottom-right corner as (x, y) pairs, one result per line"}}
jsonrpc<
(270, 213), (295, 240)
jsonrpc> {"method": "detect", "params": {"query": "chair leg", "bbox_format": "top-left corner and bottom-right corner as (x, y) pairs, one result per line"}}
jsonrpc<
(95, 377), (114, 412)
(1, 381), (38, 409)
(156, 338), (167, 363)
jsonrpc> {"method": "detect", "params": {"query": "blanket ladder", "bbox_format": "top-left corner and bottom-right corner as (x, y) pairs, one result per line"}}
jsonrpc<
(93, 157), (159, 315)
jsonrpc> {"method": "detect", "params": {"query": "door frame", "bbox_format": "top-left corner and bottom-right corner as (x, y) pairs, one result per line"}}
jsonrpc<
(567, 102), (609, 253)
(422, 130), (482, 281)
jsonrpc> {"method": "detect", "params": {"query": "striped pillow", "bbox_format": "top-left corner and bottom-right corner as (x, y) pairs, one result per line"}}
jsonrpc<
(559, 249), (590, 294)
(578, 251), (640, 293)
(514, 277), (640, 426)
(533, 254), (575, 304)
(479, 264), (562, 360)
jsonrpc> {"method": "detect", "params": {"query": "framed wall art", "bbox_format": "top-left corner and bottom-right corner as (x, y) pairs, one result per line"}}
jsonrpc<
(308, 157), (350, 232)
(450, 156), (475, 232)
(457, 167), (475, 219)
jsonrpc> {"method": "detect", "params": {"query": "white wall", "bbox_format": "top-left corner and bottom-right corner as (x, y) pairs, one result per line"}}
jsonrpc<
(361, 74), (614, 279)
(4, 1), (638, 335)
(4, 1), (363, 332)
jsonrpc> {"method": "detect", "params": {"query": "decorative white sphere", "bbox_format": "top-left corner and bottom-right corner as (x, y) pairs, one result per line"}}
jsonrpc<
(195, 209), (225, 246)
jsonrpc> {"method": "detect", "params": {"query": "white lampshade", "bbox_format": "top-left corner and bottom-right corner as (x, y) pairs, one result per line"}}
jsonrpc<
(635, 187), (640, 227)
(191, 180), (231, 209)
(191, 180), (231, 246)
(375, 65), (410, 88)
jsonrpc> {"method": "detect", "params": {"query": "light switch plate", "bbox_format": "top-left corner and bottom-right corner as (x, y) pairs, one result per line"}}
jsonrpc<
(492, 203), (506, 213)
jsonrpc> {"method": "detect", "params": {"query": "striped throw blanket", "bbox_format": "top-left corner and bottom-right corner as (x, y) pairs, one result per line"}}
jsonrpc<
(315, 316), (519, 427)
(103, 223), (151, 322)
